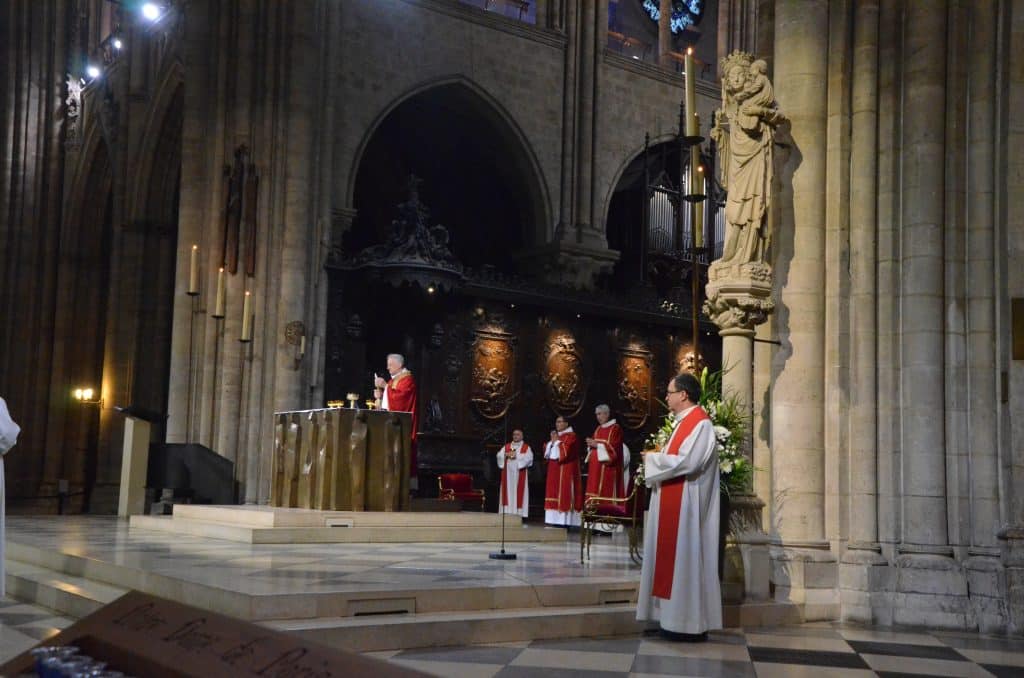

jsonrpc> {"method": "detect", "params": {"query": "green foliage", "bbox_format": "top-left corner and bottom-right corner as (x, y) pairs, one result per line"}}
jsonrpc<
(640, 367), (754, 497)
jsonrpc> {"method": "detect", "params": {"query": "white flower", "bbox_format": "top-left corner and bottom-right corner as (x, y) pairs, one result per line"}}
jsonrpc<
(721, 460), (734, 474)
(714, 425), (731, 442)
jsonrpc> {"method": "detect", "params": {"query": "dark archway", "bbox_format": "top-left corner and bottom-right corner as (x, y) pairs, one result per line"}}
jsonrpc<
(348, 81), (547, 271)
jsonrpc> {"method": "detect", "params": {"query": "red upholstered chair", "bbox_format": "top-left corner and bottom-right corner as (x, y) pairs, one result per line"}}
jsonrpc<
(580, 475), (644, 564)
(437, 473), (485, 511)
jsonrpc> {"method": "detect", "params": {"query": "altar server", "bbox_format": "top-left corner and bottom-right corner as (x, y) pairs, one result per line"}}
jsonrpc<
(496, 429), (533, 518)
(543, 416), (582, 527)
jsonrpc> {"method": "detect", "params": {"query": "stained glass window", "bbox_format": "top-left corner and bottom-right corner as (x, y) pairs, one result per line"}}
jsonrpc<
(641, 0), (703, 34)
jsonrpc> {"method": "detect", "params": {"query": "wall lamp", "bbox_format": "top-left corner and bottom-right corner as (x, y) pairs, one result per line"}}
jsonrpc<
(72, 387), (103, 406)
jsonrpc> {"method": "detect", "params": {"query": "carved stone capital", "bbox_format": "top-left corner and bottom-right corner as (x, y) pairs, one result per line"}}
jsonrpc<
(703, 263), (775, 332)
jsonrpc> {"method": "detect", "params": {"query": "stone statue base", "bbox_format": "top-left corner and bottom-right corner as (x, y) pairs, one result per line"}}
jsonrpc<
(703, 262), (774, 332)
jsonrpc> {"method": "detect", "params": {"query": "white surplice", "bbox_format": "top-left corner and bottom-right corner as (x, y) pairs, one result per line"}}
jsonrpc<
(496, 442), (533, 518)
(636, 405), (722, 634)
(0, 397), (21, 597)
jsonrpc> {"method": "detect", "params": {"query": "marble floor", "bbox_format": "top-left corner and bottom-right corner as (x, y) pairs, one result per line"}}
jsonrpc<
(5, 516), (636, 598)
(369, 625), (1024, 677)
(0, 598), (1022, 677)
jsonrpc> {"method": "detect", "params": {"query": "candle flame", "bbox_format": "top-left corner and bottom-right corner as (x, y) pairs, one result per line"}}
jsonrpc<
(245, 291), (251, 297)
(687, 47), (693, 56)
(219, 267), (224, 273)
(192, 244), (198, 250)
(698, 166), (704, 173)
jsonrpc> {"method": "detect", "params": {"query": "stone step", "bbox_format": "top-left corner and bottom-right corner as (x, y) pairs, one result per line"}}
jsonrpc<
(5, 559), (129, 620)
(264, 604), (645, 652)
(129, 514), (565, 544)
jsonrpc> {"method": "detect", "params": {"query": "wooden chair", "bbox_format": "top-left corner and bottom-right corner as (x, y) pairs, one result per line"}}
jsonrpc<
(580, 476), (644, 564)
(437, 473), (485, 511)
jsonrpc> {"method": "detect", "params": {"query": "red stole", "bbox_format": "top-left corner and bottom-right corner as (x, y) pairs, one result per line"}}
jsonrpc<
(501, 443), (529, 508)
(652, 406), (710, 599)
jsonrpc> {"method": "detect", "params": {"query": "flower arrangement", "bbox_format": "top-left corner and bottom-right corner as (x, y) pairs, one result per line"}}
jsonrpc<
(639, 367), (752, 497)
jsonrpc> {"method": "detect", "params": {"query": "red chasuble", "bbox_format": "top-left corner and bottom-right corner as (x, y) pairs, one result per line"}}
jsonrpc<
(585, 421), (624, 504)
(544, 430), (582, 513)
(385, 371), (418, 474)
(500, 443), (531, 509)
(652, 405), (711, 599)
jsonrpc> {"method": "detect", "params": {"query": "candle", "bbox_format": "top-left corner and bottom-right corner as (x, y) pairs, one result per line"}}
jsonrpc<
(299, 334), (306, 357)
(684, 47), (698, 137)
(188, 244), (199, 295)
(695, 168), (705, 248)
(213, 267), (226, 318)
(240, 290), (252, 342)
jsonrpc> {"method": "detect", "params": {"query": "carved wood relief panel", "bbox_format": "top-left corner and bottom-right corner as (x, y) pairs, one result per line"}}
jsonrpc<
(617, 345), (652, 429)
(542, 330), (586, 417)
(470, 329), (516, 419)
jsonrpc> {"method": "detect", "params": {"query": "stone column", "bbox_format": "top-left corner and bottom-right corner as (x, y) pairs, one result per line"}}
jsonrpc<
(964, 1), (1004, 634)
(770, 0), (828, 548)
(898, 0), (949, 555)
(840, 0), (887, 625)
(769, 0), (833, 619)
(874, 0), (901, 562)
(846, 0), (881, 555)
(658, 0), (672, 68)
(895, 0), (969, 630)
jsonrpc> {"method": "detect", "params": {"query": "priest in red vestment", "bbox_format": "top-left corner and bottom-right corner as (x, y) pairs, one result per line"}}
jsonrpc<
(496, 429), (533, 518)
(374, 353), (419, 485)
(636, 372), (721, 641)
(584, 404), (625, 505)
(543, 415), (582, 527)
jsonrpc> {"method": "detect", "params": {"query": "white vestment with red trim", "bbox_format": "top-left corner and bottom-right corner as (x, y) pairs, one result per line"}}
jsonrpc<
(636, 405), (722, 634)
(496, 441), (533, 518)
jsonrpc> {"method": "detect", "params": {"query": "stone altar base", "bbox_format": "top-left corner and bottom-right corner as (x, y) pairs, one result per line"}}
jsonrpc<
(128, 505), (565, 544)
(4, 516), (804, 652)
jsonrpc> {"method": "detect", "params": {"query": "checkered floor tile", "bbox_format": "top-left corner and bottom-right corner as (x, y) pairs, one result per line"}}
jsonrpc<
(367, 625), (1024, 677)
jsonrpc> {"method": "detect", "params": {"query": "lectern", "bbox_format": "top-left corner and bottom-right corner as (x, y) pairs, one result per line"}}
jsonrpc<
(114, 406), (164, 517)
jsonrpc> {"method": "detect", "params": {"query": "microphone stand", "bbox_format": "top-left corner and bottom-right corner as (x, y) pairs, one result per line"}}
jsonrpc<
(490, 392), (520, 561)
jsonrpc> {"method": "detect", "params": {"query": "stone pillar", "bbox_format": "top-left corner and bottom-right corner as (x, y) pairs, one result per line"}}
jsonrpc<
(964, 0), (1001, 581)
(839, 0), (887, 626)
(894, 0), (969, 630)
(874, 0), (901, 563)
(898, 0), (949, 555)
(769, 0), (834, 619)
(1000, 0), (1024, 637)
(658, 0), (672, 68)
(534, 0), (618, 288)
(705, 269), (774, 604)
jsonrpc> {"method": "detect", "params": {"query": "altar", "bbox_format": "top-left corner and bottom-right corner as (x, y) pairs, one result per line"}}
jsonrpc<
(270, 406), (412, 512)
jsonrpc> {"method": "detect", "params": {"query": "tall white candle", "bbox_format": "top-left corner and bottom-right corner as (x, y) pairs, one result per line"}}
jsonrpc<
(241, 290), (253, 342)
(213, 267), (226, 317)
(188, 244), (199, 295)
(685, 47), (698, 136)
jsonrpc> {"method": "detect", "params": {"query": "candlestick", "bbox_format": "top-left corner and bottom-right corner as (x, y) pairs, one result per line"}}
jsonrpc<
(240, 290), (252, 342)
(188, 244), (199, 295)
(684, 47), (698, 137)
(213, 267), (226, 318)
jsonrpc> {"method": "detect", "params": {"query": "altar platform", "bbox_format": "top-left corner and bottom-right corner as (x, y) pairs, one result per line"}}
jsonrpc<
(128, 505), (568, 544)
(3, 516), (803, 652)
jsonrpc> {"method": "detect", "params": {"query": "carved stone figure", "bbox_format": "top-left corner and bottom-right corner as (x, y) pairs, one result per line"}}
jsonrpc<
(710, 51), (785, 276)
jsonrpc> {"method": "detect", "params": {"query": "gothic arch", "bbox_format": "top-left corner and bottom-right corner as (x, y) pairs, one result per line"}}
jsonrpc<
(128, 61), (184, 222)
(346, 76), (552, 246)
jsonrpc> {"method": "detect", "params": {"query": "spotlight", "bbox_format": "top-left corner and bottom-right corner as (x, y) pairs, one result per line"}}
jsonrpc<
(112, 38), (123, 50)
(86, 64), (101, 79)
(141, 2), (163, 21)
(426, 285), (436, 294)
